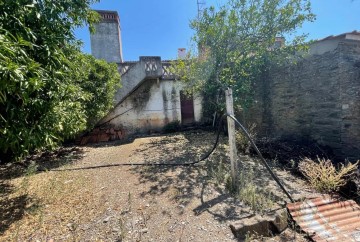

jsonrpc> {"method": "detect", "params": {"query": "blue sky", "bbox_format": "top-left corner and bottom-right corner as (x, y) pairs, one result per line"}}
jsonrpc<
(75, 0), (360, 61)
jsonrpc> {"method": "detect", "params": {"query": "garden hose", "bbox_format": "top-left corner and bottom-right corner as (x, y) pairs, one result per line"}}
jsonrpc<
(48, 114), (294, 202)
(228, 114), (294, 203)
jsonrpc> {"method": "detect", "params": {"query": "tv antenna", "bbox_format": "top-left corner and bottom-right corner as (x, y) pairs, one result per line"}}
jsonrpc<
(197, 0), (206, 18)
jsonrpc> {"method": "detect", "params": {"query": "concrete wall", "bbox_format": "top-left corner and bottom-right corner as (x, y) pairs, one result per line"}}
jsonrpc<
(247, 40), (360, 161)
(104, 79), (203, 134)
(193, 94), (203, 123)
(90, 16), (123, 63)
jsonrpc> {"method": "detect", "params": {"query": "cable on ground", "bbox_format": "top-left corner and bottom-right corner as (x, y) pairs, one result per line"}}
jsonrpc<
(47, 114), (294, 202)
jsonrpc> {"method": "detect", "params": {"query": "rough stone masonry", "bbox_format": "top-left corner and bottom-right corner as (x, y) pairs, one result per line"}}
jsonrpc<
(248, 40), (360, 161)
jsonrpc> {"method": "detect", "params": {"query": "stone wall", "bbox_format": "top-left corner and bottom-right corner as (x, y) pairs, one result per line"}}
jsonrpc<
(248, 40), (360, 161)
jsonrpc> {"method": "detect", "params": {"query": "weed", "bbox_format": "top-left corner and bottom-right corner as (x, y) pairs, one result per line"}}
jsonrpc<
(238, 183), (274, 213)
(271, 157), (279, 167)
(169, 186), (181, 200)
(244, 231), (264, 242)
(207, 158), (229, 186)
(225, 173), (238, 194)
(299, 157), (359, 193)
(206, 156), (274, 212)
(235, 123), (257, 154)
(244, 232), (254, 242)
(128, 191), (132, 212)
(237, 168), (274, 213)
(117, 216), (127, 241)
(289, 159), (296, 169)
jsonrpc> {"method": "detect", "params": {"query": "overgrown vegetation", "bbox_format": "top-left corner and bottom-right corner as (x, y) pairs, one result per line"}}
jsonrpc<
(237, 168), (274, 212)
(0, 0), (120, 162)
(172, 0), (315, 118)
(235, 123), (257, 154)
(299, 157), (359, 193)
(206, 156), (275, 213)
(71, 54), (120, 130)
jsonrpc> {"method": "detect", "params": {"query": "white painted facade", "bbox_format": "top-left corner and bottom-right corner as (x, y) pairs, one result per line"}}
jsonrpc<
(102, 79), (202, 134)
(90, 11), (203, 136)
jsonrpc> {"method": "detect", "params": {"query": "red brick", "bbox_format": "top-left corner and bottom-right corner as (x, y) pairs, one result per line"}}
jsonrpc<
(88, 135), (98, 143)
(117, 131), (123, 139)
(90, 128), (100, 135)
(110, 128), (115, 134)
(80, 136), (90, 145)
(99, 133), (109, 142)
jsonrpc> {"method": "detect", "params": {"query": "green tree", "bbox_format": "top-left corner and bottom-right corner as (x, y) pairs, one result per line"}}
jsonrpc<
(173, 0), (315, 118)
(71, 53), (121, 130)
(0, 0), (119, 162)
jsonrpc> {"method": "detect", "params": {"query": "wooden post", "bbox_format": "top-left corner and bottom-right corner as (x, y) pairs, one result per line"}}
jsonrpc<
(225, 88), (238, 189)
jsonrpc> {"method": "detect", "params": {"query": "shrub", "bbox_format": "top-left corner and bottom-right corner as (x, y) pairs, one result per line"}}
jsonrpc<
(71, 54), (121, 130)
(235, 123), (257, 154)
(0, 1), (120, 162)
(299, 157), (359, 193)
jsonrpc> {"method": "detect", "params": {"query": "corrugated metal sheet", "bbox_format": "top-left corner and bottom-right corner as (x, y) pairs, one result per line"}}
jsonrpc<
(287, 196), (360, 241)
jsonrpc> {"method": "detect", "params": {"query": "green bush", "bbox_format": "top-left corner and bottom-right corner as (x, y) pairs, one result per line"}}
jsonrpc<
(71, 54), (120, 130)
(0, 0), (120, 162)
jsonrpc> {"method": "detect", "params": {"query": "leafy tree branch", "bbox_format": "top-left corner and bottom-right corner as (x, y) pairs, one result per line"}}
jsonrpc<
(172, 0), (315, 119)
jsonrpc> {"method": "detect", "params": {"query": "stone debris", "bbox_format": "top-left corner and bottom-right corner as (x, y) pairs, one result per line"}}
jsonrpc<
(138, 228), (148, 233)
(103, 216), (112, 223)
(66, 223), (76, 231)
(229, 208), (288, 239)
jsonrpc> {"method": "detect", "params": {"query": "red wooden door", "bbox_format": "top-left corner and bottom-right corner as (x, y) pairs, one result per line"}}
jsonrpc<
(180, 91), (195, 125)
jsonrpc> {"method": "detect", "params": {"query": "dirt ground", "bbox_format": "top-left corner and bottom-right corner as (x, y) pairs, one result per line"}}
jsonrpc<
(0, 130), (318, 241)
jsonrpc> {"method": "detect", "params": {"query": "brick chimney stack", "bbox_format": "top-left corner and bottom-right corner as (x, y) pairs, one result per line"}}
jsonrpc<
(90, 10), (123, 63)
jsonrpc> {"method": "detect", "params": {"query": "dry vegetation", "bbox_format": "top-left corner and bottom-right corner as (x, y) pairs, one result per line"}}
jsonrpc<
(1, 130), (317, 241)
(299, 157), (359, 193)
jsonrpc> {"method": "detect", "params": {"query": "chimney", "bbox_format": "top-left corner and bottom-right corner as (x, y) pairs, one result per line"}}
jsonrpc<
(274, 37), (285, 49)
(90, 10), (123, 63)
(178, 48), (186, 59)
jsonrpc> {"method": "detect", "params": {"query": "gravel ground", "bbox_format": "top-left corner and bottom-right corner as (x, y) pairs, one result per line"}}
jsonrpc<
(0, 130), (316, 241)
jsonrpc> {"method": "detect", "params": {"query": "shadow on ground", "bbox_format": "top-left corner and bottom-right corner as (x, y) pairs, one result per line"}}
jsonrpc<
(0, 146), (85, 235)
(0, 179), (44, 236)
(127, 129), (317, 224)
(0, 147), (85, 181)
(128, 130), (256, 222)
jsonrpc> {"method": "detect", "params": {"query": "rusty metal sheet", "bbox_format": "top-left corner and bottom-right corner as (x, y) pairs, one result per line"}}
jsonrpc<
(287, 195), (360, 241)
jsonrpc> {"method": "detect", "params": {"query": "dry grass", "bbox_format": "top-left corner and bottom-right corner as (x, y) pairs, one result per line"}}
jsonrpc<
(0, 130), (315, 241)
(299, 157), (359, 193)
(237, 168), (275, 213)
(4, 168), (92, 241)
(206, 153), (277, 213)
